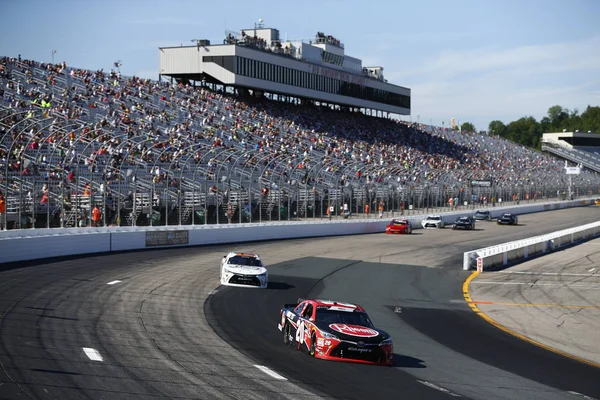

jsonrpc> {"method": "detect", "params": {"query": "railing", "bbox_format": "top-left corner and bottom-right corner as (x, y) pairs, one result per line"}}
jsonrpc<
(464, 214), (600, 271)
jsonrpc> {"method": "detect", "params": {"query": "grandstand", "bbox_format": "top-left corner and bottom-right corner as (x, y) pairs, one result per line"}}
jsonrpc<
(1, 52), (599, 230)
(542, 131), (600, 173)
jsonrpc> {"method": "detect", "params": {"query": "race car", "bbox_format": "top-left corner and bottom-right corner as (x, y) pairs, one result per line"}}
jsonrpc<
(452, 216), (475, 230)
(385, 219), (413, 234)
(220, 252), (268, 288)
(278, 299), (393, 366)
(421, 215), (445, 229)
(497, 213), (518, 225)
(473, 210), (492, 221)
(595, 199), (600, 205)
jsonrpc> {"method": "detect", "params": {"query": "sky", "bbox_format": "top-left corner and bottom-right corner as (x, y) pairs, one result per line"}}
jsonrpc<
(1, 0), (599, 131)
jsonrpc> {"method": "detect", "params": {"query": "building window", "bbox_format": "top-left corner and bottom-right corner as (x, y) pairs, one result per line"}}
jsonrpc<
(214, 55), (410, 109)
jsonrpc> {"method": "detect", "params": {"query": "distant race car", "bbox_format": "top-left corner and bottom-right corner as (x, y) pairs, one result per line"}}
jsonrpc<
(278, 299), (393, 366)
(220, 252), (268, 288)
(595, 199), (600, 205)
(452, 216), (475, 230)
(421, 215), (445, 229)
(473, 210), (492, 221)
(497, 213), (518, 225)
(385, 219), (413, 234)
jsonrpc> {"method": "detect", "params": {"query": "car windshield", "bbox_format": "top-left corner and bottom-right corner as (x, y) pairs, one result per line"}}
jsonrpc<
(228, 255), (262, 266)
(392, 220), (407, 225)
(458, 217), (470, 222)
(315, 309), (374, 327)
(502, 214), (512, 218)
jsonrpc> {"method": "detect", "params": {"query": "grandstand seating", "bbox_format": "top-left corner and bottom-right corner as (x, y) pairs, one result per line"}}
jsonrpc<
(1, 56), (599, 229)
(542, 142), (600, 173)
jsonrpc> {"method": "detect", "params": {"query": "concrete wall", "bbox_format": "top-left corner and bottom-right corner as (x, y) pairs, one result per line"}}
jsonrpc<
(0, 198), (592, 265)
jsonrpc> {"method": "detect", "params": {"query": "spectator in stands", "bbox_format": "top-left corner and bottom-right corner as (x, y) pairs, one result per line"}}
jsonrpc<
(0, 194), (6, 230)
(91, 204), (101, 227)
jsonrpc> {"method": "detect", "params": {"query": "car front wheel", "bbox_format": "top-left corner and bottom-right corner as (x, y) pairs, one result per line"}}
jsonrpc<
(283, 323), (292, 346)
(309, 333), (316, 356)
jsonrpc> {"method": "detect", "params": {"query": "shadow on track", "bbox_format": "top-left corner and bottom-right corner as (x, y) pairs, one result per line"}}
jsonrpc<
(393, 354), (427, 368)
(267, 281), (295, 290)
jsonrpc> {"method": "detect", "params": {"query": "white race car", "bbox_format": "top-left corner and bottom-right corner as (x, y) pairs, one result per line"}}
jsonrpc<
(421, 215), (446, 229)
(220, 252), (268, 288)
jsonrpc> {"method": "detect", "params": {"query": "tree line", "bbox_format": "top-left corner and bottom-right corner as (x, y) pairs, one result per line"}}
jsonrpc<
(459, 105), (600, 150)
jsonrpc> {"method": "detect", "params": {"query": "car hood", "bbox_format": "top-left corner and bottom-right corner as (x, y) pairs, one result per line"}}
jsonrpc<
(223, 264), (267, 275)
(316, 322), (390, 343)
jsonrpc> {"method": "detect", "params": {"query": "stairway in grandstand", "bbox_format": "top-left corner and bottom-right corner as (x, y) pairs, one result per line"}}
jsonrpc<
(542, 143), (600, 173)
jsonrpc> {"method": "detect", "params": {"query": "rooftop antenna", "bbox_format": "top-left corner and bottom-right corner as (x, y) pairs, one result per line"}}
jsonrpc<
(114, 60), (122, 73)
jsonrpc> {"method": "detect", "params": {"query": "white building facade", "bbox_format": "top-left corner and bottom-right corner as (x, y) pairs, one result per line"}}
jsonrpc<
(158, 25), (411, 116)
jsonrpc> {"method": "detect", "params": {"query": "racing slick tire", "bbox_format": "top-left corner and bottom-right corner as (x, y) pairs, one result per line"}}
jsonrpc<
(283, 322), (292, 346)
(309, 333), (316, 357)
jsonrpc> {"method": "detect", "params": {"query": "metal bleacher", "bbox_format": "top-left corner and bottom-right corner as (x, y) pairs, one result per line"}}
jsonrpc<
(1, 56), (600, 229)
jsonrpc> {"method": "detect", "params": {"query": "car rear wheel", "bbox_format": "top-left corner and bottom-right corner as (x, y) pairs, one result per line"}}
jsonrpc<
(309, 333), (316, 356)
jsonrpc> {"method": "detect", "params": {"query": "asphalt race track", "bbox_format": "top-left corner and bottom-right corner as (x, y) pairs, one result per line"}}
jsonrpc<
(1, 207), (600, 400)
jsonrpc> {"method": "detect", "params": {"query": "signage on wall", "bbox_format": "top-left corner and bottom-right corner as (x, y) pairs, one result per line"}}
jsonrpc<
(145, 230), (189, 247)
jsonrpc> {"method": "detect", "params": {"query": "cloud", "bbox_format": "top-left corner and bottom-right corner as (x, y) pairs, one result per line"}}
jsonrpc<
(398, 35), (600, 81)
(399, 35), (600, 129)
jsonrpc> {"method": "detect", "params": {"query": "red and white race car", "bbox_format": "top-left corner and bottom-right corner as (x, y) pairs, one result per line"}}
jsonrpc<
(385, 219), (413, 234)
(277, 299), (393, 365)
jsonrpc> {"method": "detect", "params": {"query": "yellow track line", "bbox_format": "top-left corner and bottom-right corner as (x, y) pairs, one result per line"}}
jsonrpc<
(462, 271), (600, 369)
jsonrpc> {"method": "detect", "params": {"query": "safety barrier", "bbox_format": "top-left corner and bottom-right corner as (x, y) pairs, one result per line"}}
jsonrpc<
(0, 198), (593, 265)
(463, 219), (600, 271)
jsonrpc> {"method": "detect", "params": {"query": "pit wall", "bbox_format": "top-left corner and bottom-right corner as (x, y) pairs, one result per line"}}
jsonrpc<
(0, 198), (593, 265)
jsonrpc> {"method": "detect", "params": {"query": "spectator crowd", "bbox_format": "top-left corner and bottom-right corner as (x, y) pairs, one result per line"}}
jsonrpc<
(0, 54), (598, 228)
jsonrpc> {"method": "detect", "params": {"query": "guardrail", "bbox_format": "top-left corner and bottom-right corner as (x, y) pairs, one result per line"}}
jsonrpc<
(0, 198), (593, 265)
(463, 219), (600, 271)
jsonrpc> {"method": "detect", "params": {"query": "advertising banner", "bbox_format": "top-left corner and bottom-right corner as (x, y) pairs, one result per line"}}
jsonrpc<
(146, 230), (189, 247)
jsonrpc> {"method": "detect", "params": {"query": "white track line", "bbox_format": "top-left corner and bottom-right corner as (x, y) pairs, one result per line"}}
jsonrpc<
(471, 282), (600, 289)
(82, 348), (103, 361)
(107, 280), (122, 285)
(417, 380), (461, 397)
(254, 365), (287, 380)
(498, 271), (596, 277)
(567, 391), (596, 400)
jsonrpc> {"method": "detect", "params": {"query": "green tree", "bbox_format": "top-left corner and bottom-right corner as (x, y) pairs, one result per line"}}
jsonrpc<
(547, 105), (569, 127)
(460, 122), (476, 133)
(488, 120), (507, 137)
(505, 116), (542, 148)
(484, 105), (599, 150)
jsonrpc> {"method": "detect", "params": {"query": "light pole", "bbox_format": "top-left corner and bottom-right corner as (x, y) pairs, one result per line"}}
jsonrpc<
(52, 50), (56, 64)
